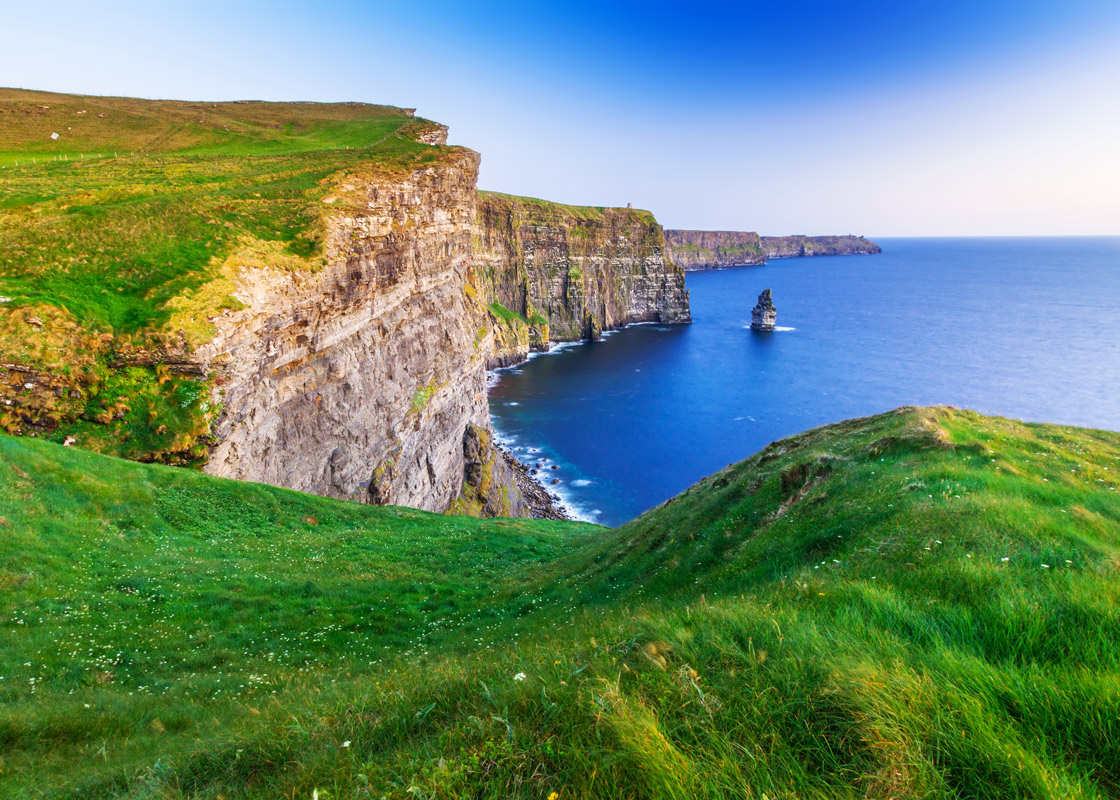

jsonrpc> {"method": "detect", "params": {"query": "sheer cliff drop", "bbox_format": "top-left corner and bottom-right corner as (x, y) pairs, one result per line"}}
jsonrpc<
(473, 193), (691, 367)
(200, 148), (502, 514)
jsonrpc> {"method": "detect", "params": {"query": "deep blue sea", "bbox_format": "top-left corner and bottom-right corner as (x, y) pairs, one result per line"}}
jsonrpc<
(489, 237), (1120, 526)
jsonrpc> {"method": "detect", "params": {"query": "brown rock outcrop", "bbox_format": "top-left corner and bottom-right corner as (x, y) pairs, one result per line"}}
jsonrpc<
(750, 289), (777, 331)
(198, 149), (503, 513)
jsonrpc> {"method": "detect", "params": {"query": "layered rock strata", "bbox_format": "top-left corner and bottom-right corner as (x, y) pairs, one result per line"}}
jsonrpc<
(663, 229), (766, 270)
(195, 164), (693, 517)
(198, 150), (508, 513)
(474, 193), (692, 367)
(666, 230), (880, 271)
(751, 289), (777, 331)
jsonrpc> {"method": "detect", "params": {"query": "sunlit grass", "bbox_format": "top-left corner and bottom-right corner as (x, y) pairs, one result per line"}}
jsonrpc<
(2, 406), (1118, 797)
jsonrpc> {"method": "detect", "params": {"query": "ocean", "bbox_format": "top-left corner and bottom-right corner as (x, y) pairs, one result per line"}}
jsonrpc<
(488, 237), (1120, 526)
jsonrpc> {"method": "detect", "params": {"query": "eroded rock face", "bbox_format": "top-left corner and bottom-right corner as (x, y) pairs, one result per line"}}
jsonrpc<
(199, 150), (505, 513)
(751, 289), (777, 331)
(474, 195), (692, 366)
(664, 229), (766, 270)
(193, 160), (694, 517)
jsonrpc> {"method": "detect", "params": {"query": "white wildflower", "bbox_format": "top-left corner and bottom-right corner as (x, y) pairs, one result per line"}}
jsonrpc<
(342, 740), (351, 748)
(513, 672), (527, 682)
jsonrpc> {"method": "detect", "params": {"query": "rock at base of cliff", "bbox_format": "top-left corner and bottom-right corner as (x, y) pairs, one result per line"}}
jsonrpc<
(751, 289), (777, 331)
(454, 424), (568, 520)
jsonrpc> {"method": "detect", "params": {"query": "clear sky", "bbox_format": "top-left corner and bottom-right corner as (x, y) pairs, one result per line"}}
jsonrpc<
(3, 0), (1119, 235)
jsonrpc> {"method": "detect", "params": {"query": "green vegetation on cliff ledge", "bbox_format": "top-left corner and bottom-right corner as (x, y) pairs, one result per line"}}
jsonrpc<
(0, 89), (454, 463)
(3, 406), (1120, 798)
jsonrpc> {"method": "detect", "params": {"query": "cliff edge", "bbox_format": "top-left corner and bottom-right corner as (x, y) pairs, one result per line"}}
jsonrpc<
(0, 90), (690, 519)
(474, 192), (691, 367)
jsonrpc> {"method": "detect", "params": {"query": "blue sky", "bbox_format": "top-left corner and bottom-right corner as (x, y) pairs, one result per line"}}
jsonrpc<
(3, 1), (1119, 234)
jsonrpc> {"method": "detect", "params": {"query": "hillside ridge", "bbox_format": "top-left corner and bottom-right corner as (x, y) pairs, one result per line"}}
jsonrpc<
(2, 405), (1119, 797)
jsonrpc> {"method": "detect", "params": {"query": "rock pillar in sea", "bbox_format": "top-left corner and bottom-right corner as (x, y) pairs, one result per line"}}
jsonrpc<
(751, 289), (777, 331)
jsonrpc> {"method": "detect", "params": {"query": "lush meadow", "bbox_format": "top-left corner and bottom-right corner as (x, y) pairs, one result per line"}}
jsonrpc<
(2, 406), (1118, 798)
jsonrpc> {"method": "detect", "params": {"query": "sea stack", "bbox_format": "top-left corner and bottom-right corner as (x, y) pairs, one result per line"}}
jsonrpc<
(751, 289), (777, 331)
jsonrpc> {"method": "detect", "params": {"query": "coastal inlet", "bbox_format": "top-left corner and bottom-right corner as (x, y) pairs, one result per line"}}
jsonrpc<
(488, 237), (1120, 525)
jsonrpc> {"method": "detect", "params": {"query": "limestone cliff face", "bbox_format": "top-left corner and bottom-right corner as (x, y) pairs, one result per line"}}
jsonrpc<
(666, 230), (880, 270)
(198, 149), (508, 513)
(664, 229), (766, 270)
(474, 193), (691, 366)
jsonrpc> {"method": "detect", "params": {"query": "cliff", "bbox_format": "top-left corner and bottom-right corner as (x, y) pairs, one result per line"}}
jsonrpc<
(196, 149), (500, 512)
(762, 234), (882, 259)
(665, 229), (880, 270)
(474, 193), (691, 367)
(0, 92), (534, 517)
(0, 90), (686, 520)
(663, 229), (766, 269)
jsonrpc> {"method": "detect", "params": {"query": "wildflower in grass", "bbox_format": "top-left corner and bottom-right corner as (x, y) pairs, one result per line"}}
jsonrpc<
(513, 672), (527, 682)
(342, 740), (351, 748)
(1041, 564), (1050, 569)
(549, 793), (559, 800)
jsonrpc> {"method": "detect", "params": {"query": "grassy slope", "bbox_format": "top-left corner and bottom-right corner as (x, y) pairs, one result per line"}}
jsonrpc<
(0, 89), (450, 463)
(2, 406), (1119, 798)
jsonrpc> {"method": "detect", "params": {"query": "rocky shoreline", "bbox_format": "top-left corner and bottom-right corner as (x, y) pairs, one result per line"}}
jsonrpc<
(496, 444), (571, 520)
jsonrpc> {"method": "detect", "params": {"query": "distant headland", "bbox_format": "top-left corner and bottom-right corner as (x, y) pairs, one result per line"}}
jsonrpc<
(665, 229), (881, 271)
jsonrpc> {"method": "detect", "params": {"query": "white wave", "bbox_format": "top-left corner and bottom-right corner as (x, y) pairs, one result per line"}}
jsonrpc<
(571, 479), (594, 487)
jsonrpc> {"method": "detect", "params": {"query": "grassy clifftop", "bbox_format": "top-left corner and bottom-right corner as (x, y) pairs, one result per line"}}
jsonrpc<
(478, 190), (659, 227)
(0, 89), (436, 164)
(0, 90), (454, 464)
(3, 406), (1119, 797)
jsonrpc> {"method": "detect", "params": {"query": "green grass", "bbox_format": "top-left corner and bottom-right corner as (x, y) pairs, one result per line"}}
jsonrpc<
(3, 406), (1119, 797)
(487, 301), (527, 326)
(0, 89), (454, 462)
(478, 190), (659, 226)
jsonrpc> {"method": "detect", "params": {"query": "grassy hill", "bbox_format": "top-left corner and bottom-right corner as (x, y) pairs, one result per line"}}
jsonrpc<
(0, 89), (453, 464)
(3, 406), (1119, 798)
